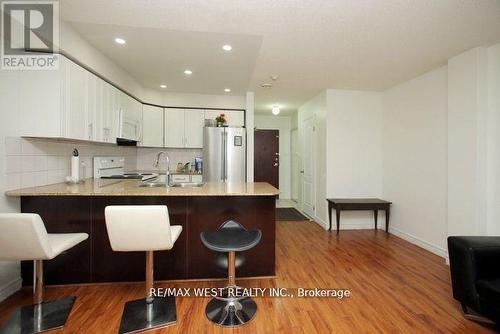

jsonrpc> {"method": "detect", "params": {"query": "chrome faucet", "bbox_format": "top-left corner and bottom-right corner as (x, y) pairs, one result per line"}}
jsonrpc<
(153, 151), (171, 187)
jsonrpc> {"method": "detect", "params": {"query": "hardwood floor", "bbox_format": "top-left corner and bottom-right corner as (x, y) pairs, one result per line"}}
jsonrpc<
(0, 222), (496, 333)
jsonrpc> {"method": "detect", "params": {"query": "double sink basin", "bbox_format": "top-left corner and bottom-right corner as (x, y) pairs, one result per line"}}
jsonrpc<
(138, 175), (204, 188)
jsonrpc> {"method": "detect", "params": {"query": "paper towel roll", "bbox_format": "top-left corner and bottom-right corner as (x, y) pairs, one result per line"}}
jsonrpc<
(71, 156), (80, 182)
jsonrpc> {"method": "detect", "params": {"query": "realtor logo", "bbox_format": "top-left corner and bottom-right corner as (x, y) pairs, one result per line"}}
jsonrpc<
(1, 0), (59, 70)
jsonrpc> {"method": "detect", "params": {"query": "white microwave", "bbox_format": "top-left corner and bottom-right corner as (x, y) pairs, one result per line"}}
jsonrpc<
(118, 108), (141, 142)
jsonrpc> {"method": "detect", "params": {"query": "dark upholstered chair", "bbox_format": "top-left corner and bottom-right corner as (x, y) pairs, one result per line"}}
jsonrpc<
(448, 236), (500, 324)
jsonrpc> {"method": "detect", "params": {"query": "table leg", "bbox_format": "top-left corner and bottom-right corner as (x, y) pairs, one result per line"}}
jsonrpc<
(336, 209), (340, 235)
(328, 204), (332, 231)
(386, 207), (390, 233)
(374, 210), (378, 230)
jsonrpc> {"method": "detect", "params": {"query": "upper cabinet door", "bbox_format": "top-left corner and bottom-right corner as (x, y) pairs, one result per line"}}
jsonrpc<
(118, 92), (142, 141)
(17, 59), (63, 138)
(224, 110), (245, 127)
(164, 108), (185, 148)
(101, 82), (115, 143)
(64, 59), (88, 140)
(140, 105), (164, 147)
(184, 109), (205, 148)
(86, 72), (105, 142)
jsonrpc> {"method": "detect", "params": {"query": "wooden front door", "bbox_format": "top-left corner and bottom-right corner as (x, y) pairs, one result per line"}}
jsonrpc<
(254, 129), (279, 189)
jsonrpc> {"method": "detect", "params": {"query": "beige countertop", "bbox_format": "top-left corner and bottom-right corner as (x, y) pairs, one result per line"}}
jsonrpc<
(5, 179), (279, 197)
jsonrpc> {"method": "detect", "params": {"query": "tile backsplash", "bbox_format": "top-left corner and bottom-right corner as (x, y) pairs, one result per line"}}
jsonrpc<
(4, 137), (137, 190)
(136, 147), (203, 172)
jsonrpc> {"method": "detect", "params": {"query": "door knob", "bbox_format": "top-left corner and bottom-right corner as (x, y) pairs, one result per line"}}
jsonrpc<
(274, 163), (279, 167)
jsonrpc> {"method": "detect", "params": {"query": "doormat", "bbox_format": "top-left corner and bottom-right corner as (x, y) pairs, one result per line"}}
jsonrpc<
(276, 208), (311, 221)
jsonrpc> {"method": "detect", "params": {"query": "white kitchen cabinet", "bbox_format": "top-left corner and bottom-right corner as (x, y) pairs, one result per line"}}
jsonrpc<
(184, 109), (204, 148)
(190, 174), (203, 183)
(164, 108), (204, 148)
(63, 58), (88, 140)
(17, 63), (63, 138)
(86, 72), (103, 142)
(224, 110), (245, 127)
(118, 92), (143, 141)
(171, 175), (190, 183)
(204, 109), (245, 127)
(164, 108), (185, 148)
(101, 82), (119, 143)
(140, 105), (164, 147)
(204, 110), (221, 123)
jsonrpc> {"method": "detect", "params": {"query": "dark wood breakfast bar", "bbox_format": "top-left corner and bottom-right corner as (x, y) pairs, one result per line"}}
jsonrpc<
(6, 180), (278, 286)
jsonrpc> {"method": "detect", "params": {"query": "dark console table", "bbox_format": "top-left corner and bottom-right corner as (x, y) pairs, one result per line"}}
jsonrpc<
(326, 198), (392, 235)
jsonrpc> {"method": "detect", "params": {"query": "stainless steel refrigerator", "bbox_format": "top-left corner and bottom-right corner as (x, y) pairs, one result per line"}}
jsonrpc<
(203, 127), (246, 182)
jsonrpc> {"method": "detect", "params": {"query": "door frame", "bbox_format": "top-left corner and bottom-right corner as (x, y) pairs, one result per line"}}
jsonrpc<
(290, 127), (299, 203)
(300, 115), (315, 218)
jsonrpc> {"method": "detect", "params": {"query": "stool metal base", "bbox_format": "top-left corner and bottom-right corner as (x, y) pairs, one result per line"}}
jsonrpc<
(205, 297), (257, 327)
(118, 297), (176, 334)
(0, 297), (75, 334)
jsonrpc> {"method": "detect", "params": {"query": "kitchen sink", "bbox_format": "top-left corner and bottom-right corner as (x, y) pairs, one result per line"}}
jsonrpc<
(138, 181), (204, 188)
(170, 182), (205, 188)
(138, 182), (167, 188)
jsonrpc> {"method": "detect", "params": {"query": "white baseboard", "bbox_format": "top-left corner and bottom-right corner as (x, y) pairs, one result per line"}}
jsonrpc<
(313, 215), (328, 230)
(0, 277), (22, 302)
(389, 226), (448, 259)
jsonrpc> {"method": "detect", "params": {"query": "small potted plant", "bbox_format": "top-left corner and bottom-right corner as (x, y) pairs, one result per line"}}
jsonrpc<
(216, 113), (227, 127)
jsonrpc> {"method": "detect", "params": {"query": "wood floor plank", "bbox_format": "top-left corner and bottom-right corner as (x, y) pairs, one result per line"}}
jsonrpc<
(0, 221), (496, 333)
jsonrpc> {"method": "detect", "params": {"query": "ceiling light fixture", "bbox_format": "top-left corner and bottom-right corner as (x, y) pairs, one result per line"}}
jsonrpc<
(272, 105), (281, 115)
(184, 69), (193, 75)
(224, 88), (231, 93)
(160, 84), (167, 89)
(114, 37), (126, 45)
(222, 44), (232, 51)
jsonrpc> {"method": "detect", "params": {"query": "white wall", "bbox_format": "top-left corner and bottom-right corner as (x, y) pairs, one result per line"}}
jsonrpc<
(298, 92), (327, 225)
(246, 92), (255, 182)
(254, 115), (292, 199)
(380, 43), (500, 258)
(447, 47), (489, 236)
(382, 66), (448, 256)
(326, 90), (383, 229)
(487, 44), (500, 235)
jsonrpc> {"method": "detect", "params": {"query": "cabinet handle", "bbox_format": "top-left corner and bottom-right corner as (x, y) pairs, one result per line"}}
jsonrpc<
(88, 123), (93, 140)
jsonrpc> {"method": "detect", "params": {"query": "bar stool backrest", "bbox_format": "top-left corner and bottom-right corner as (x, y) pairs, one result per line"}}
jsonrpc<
(0, 213), (53, 260)
(105, 205), (176, 251)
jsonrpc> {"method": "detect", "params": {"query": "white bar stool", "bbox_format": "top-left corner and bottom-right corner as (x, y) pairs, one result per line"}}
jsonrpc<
(0, 213), (88, 334)
(105, 205), (182, 334)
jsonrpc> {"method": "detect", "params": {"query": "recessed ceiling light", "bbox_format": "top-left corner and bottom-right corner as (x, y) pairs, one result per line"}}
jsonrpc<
(222, 44), (232, 51)
(114, 37), (126, 45)
(272, 105), (281, 115)
(224, 88), (231, 93)
(160, 84), (167, 89)
(184, 69), (193, 75)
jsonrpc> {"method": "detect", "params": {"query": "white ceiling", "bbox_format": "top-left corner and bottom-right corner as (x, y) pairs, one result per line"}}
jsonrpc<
(69, 23), (262, 96)
(61, 0), (500, 116)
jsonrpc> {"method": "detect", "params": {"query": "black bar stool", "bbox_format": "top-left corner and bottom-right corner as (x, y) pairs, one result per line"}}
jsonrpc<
(200, 220), (262, 327)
